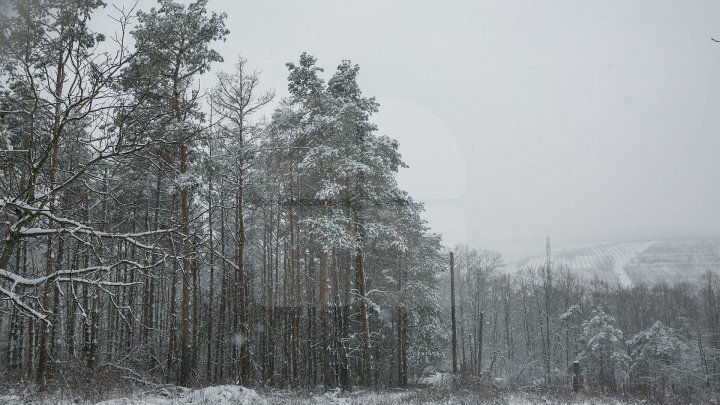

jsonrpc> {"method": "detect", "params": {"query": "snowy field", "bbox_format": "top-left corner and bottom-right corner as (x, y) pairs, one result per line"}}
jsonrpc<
(504, 238), (720, 286)
(0, 384), (653, 404)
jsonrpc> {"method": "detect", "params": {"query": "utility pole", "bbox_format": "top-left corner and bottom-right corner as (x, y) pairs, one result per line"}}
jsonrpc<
(543, 235), (553, 384)
(450, 252), (457, 373)
(546, 235), (552, 272)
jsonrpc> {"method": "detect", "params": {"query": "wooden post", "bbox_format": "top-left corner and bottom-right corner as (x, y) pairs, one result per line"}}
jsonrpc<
(573, 360), (580, 392)
(450, 252), (457, 374)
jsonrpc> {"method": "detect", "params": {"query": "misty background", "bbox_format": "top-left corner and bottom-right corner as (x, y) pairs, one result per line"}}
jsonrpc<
(107, 0), (720, 258)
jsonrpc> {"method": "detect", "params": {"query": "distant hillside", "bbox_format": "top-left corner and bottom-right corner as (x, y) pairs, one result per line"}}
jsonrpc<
(503, 238), (720, 286)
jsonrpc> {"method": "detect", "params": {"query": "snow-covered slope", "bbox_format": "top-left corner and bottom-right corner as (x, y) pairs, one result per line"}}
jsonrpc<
(503, 238), (720, 286)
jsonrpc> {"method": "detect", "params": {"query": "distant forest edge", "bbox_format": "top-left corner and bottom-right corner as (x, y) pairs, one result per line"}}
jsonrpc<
(1, 1), (720, 402)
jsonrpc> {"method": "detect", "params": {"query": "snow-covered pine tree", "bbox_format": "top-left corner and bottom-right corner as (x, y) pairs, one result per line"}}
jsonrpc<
(577, 306), (630, 389)
(123, 0), (228, 386)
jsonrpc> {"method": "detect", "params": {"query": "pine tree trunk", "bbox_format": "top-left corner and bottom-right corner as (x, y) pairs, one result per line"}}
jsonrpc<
(89, 285), (98, 370)
(236, 150), (249, 384)
(37, 44), (68, 388)
(7, 240), (25, 370)
(36, 203), (55, 388)
(27, 316), (34, 379)
(342, 251), (352, 388)
(397, 251), (407, 387)
(206, 174), (215, 382)
(332, 247), (349, 389)
(290, 173), (301, 387)
(321, 249), (332, 389)
(167, 205), (179, 383)
(478, 311), (484, 375)
(179, 142), (193, 387)
(355, 248), (371, 386)
(217, 180), (228, 382)
(192, 244), (199, 375)
(7, 307), (19, 370)
(83, 256), (92, 367)
(306, 249), (316, 386)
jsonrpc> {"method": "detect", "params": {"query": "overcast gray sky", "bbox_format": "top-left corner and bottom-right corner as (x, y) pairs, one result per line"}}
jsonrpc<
(111, 0), (720, 257)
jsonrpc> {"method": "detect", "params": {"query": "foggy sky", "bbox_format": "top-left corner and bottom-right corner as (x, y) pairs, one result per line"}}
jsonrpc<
(106, 0), (720, 257)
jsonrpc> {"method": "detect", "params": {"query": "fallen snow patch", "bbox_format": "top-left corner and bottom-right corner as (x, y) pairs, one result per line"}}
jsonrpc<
(0, 395), (22, 405)
(96, 385), (263, 405)
(186, 385), (264, 404)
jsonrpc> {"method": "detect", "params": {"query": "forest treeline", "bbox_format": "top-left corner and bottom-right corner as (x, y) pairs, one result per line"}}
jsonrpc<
(449, 248), (720, 395)
(0, 0), (444, 390)
(1, 0), (720, 399)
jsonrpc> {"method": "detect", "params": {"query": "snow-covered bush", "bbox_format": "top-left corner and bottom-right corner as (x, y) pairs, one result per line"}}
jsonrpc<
(627, 321), (703, 390)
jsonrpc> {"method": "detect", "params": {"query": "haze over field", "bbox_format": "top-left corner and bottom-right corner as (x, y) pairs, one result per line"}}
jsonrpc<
(179, 0), (720, 254)
(95, 0), (720, 256)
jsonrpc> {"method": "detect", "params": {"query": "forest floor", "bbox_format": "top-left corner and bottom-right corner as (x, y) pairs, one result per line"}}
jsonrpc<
(0, 382), (662, 404)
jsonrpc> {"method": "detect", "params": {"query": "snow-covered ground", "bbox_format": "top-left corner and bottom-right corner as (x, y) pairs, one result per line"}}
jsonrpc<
(1, 386), (262, 405)
(97, 385), (262, 405)
(0, 384), (648, 404)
